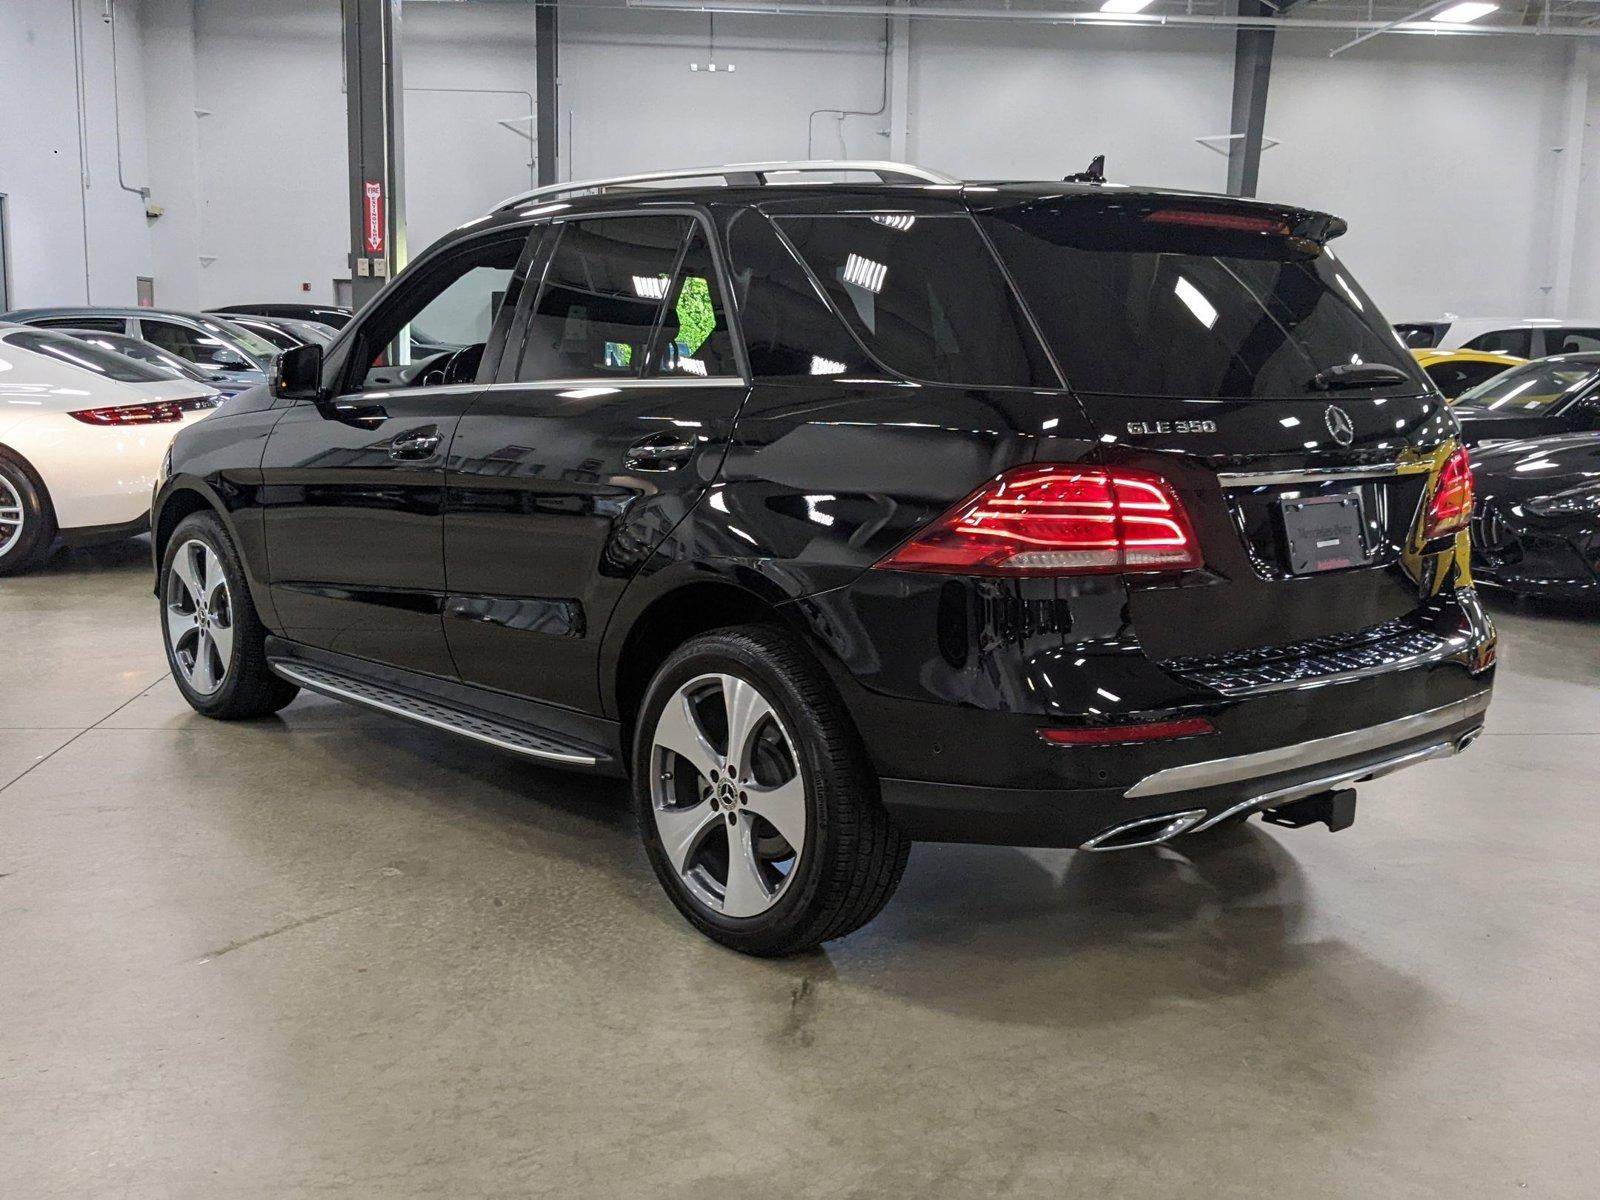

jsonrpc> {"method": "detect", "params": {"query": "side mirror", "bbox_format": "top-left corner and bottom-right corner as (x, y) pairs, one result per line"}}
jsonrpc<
(272, 342), (325, 401)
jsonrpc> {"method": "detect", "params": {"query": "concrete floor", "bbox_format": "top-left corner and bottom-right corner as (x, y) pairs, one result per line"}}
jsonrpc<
(1, 540), (1597, 1199)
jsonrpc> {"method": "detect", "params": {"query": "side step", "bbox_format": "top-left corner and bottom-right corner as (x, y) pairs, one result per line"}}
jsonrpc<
(270, 660), (604, 767)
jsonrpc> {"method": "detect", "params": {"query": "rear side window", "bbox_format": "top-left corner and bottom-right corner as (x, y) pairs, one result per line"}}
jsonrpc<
(38, 316), (127, 334)
(517, 216), (689, 380)
(1462, 328), (1534, 358)
(2, 328), (170, 383)
(983, 200), (1420, 399)
(646, 226), (739, 379)
(1555, 328), (1600, 355)
(774, 214), (1056, 388)
(1424, 360), (1512, 400)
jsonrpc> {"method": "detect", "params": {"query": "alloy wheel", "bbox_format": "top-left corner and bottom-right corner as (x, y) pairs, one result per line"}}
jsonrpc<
(0, 473), (23, 559)
(649, 672), (808, 918)
(165, 539), (234, 696)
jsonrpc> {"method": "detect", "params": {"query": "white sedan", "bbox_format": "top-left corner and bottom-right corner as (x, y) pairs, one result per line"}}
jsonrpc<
(0, 323), (221, 575)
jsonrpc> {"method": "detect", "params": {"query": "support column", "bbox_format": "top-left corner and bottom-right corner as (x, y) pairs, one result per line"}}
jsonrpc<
(535, 0), (560, 186)
(1225, 0), (1276, 199)
(344, 0), (405, 310)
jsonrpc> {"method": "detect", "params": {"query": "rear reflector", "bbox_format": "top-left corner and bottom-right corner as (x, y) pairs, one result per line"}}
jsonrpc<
(1144, 209), (1290, 236)
(1039, 717), (1216, 746)
(68, 402), (184, 426)
(875, 465), (1203, 576)
(1424, 445), (1474, 540)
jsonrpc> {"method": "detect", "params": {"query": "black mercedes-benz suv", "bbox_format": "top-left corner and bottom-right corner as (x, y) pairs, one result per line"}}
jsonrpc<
(152, 161), (1496, 955)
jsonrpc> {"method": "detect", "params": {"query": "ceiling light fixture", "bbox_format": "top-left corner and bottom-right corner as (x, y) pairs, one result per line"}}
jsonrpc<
(1429, 2), (1496, 22)
(1099, 0), (1155, 10)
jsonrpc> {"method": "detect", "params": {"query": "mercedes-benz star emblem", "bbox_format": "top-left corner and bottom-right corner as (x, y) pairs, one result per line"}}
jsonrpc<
(1324, 405), (1356, 447)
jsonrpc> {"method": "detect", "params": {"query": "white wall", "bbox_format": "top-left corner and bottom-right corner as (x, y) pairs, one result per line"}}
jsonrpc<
(0, 0), (153, 308)
(2, 0), (1595, 325)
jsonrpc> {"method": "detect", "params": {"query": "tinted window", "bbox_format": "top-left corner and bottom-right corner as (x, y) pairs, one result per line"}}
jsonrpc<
(1457, 360), (1600, 414)
(646, 226), (738, 378)
(1462, 328), (1534, 358)
(234, 320), (298, 350)
(1555, 327), (1600, 354)
(775, 213), (1055, 388)
(38, 316), (127, 333)
(69, 332), (206, 382)
(517, 216), (689, 381)
(1395, 323), (1445, 349)
(3, 328), (171, 383)
(984, 201), (1417, 399)
(725, 209), (873, 378)
(1424, 360), (1512, 400)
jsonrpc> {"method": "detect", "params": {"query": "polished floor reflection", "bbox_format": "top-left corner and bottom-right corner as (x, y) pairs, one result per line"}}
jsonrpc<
(2, 540), (1597, 1198)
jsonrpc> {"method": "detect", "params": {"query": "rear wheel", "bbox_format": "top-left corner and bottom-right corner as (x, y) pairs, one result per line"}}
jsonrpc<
(160, 512), (299, 719)
(0, 453), (56, 576)
(633, 626), (909, 956)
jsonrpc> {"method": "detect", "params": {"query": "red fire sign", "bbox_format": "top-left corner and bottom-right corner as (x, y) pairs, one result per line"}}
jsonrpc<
(363, 180), (385, 254)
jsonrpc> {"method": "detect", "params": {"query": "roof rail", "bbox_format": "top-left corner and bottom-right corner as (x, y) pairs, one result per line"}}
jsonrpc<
(495, 161), (961, 211)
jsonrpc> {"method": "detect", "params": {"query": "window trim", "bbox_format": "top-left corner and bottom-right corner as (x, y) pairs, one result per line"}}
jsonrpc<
(498, 205), (752, 388)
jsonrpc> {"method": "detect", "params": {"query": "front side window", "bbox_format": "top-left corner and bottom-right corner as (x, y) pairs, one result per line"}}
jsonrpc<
(349, 230), (529, 390)
(517, 216), (690, 381)
(775, 213), (1055, 388)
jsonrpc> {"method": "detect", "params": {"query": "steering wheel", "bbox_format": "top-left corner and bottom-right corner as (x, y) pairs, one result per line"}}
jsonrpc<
(415, 344), (485, 388)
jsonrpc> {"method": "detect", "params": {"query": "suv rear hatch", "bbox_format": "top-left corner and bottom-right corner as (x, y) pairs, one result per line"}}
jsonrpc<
(975, 188), (1460, 661)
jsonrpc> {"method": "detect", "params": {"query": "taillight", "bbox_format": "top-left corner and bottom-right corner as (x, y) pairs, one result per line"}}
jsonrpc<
(1424, 445), (1473, 540)
(68, 402), (184, 426)
(875, 465), (1203, 576)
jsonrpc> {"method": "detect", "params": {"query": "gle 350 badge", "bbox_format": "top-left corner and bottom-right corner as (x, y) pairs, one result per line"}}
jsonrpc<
(1126, 420), (1219, 436)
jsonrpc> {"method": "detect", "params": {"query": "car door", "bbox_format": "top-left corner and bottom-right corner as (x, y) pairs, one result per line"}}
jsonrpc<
(259, 225), (539, 677)
(444, 211), (750, 712)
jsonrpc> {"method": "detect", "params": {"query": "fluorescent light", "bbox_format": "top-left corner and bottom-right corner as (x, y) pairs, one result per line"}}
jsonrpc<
(1173, 275), (1218, 329)
(1100, 0), (1154, 10)
(869, 214), (916, 231)
(632, 275), (668, 299)
(1430, 2), (1496, 22)
(842, 253), (888, 294)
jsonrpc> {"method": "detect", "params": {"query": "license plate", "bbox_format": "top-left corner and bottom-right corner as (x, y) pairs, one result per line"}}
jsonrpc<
(1281, 492), (1369, 574)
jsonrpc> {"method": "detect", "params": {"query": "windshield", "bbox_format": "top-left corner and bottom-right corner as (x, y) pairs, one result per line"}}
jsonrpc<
(982, 199), (1421, 399)
(1456, 359), (1600, 413)
(201, 318), (277, 366)
(2, 328), (173, 384)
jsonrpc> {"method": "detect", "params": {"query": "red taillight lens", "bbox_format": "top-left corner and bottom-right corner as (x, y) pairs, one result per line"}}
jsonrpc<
(68, 402), (184, 426)
(875, 465), (1203, 576)
(1424, 445), (1474, 540)
(1039, 717), (1216, 746)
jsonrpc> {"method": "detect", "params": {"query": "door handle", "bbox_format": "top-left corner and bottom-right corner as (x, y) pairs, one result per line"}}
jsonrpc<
(626, 432), (700, 472)
(389, 427), (442, 461)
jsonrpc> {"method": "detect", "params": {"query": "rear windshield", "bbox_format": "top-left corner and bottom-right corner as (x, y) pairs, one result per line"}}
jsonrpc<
(1457, 359), (1600, 414)
(774, 213), (1057, 388)
(981, 200), (1421, 399)
(2, 328), (171, 384)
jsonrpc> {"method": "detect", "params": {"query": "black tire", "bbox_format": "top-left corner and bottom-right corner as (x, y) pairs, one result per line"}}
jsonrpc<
(159, 511), (299, 720)
(632, 625), (910, 957)
(0, 451), (57, 577)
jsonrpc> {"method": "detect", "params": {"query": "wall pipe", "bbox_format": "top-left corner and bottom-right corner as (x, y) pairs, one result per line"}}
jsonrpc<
(104, 0), (151, 200)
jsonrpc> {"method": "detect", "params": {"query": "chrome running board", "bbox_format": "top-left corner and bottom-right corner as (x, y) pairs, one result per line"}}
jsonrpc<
(271, 661), (600, 766)
(1124, 691), (1491, 800)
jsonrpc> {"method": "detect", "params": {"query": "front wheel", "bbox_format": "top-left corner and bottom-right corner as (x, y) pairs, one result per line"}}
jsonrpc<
(633, 625), (909, 957)
(160, 511), (299, 719)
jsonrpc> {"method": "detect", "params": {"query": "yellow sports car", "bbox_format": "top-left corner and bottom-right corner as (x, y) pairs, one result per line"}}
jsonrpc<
(1412, 348), (1524, 400)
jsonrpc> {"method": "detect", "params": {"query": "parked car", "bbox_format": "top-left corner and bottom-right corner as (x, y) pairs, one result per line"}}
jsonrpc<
(0, 323), (216, 575)
(151, 162), (1495, 955)
(1411, 348), (1523, 400)
(1451, 354), (1600, 445)
(1470, 432), (1600, 598)
(210, 302), (352, 329)
(55, 328), (256, 399)
(0, 307), (275, 390)
(210, 314), (336, 351)
(1395, 317), (1600, 358)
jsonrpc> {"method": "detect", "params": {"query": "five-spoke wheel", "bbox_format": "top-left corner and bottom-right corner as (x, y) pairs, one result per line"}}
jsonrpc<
(650, 672), (808, 918)
(165, 538), (235, 695)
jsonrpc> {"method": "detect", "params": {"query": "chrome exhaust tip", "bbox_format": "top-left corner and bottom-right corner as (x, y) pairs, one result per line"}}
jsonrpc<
(1455, 725), (1484, 753)
(1081, 809), (1208, 852)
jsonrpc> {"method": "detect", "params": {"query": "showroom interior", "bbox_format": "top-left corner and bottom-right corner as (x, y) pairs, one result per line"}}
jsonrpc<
(1, 0), (1597, 1195)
